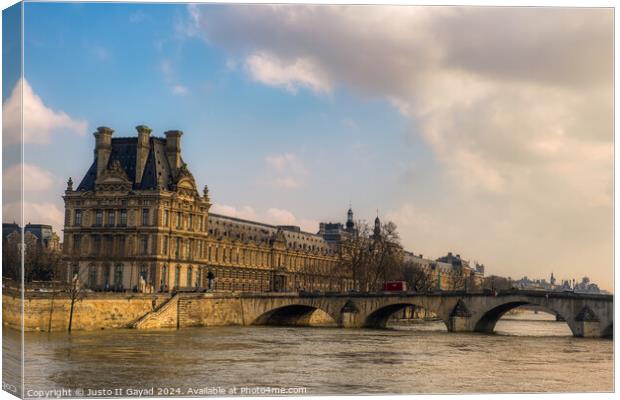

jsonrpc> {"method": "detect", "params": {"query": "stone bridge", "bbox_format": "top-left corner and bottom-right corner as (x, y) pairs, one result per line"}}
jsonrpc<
(138, 290), (613, 338)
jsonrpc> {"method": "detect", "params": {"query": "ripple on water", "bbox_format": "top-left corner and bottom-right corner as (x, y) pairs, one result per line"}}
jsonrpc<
(5, 315), (612, 395)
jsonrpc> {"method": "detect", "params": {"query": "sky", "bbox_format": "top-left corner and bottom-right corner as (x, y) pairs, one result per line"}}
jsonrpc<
(2, 3), (613, 289)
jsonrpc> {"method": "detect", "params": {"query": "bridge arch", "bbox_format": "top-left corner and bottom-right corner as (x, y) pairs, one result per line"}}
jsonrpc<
(363, 302), (449, 330)
(251, 304), (337, 327)
(473, 300), (575, 336)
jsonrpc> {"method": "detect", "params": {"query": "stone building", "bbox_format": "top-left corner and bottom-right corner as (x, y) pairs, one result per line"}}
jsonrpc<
(3, 222), (61, 252)
(403, 251), (483, 290)
(63, 126), (354, 293)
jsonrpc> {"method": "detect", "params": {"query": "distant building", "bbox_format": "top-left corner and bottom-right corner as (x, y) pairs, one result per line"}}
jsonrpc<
(2, 222), (61, 252)
(403, 251), (484, 290)
(514, 273), (607, 294)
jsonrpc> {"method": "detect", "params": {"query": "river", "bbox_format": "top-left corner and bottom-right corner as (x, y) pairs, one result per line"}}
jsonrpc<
(3, 311), (613, 396)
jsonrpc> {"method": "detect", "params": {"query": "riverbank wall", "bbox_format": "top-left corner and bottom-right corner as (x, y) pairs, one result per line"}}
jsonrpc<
(2, 290), (170, 331)
(2, 291), (334, 332)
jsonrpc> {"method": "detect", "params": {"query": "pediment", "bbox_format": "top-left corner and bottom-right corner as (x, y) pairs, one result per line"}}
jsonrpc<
(177, 177), (196, 190)
(96, 160), (131, 186)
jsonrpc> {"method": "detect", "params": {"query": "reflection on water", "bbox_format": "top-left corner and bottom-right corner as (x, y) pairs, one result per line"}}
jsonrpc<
(5, 311), (612, 396)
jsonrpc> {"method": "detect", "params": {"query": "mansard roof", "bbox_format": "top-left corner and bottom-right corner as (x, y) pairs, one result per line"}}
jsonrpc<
(208, 213), (335, 254)
(77, 137), (180, 191)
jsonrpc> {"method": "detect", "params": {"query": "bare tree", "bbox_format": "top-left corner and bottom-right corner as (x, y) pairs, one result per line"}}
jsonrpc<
(402, 261), (433, 292)
(449, 266), (468, 291)
(482, 275), (512, 291)
(338, 222), (373, 291)
(3, 232), (63, 283)
(2, 234), (21, 282)
(338, 220), (404, 292)
(67, 273), (86, 332)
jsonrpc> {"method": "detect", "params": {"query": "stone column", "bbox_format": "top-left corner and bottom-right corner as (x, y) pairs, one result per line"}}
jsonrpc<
(574, 305), (601, 338)
(339, 301), (360, 328)
(448, 299), (473, 332)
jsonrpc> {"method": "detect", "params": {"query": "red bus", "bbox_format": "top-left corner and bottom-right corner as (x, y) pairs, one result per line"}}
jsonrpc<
(383, 281), (407, 292)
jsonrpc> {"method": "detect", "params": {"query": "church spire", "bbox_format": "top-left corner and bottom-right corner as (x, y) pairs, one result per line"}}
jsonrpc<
(346, 203), (354, 231)
(374, 209), (381, 237)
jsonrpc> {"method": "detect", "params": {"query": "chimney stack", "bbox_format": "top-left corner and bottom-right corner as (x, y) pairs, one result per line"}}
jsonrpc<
(165, 130), (183, 173)
(135, 125), (151, 184)
(94, 126), (113, 178)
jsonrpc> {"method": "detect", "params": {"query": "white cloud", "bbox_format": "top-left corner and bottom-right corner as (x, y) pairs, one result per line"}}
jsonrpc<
(265, 153), (307, 174)
(266, 207), (296, 225)
(3, 201), (64, 235)
(262, 152), (308, 189)
(185, 5), (613, 287)
(160, 60), (189, 96)
(172, 85), (189, 96)
(2, 78), (87, 145)
(267, 208), (318, 232)
(210, 203), (258, 220)
(246, 52), (331, 94)
(3, 163), (56, 192)
(210, 203), (318, 233)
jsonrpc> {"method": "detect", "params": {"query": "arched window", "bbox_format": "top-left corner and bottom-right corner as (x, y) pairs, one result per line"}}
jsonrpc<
(187, 267), (193, 287)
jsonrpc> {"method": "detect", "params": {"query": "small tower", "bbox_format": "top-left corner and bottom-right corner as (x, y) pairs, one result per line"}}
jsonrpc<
(346, 205), (355, 232)
(374, 212), (381, 237)
(550, 272), (556, 286)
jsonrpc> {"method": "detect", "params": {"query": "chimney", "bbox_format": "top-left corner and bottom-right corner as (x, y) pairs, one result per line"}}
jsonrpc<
(165, 130), (183, 173)
(135, 125), (151, 184)
(94, 126), (113, 178)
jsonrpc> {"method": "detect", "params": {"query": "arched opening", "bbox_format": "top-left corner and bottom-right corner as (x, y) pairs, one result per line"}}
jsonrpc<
(476, 302), (572, 336)
(252, 305), (337, 327)
(365, 303), (448, 331)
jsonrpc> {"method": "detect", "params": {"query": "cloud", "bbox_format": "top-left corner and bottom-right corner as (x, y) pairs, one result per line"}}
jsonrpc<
(3, 163), (56, 192)
(266, 207), (296, 224)
(210, 203), (258, 220)
(211, 203), (318, 233)
(172, 85), (188, 96)
(184, 5), (613, 287)
(2, 78), (87, 145)
(262, 152), (308, 189)
(3, 201), (64, 235)
(246, 52), (331, 94)
(160, 59), (189, 96)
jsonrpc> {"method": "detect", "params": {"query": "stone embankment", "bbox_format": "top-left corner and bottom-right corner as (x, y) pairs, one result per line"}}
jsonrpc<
(2, 289), (170, 332)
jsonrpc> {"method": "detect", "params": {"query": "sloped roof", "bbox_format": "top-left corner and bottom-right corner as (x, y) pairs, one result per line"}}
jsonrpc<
(208, 213), (334, 253)
(77, 137), (178, 191)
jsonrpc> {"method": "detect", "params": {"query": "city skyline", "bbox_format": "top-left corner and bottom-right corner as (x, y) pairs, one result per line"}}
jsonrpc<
(2, 4), (613, 290)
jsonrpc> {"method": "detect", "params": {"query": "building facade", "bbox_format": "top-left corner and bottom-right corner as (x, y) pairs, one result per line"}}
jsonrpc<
(403, 251), (484, 290)
(3, 223), (61, 252)
(63, 126), (354, 293)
